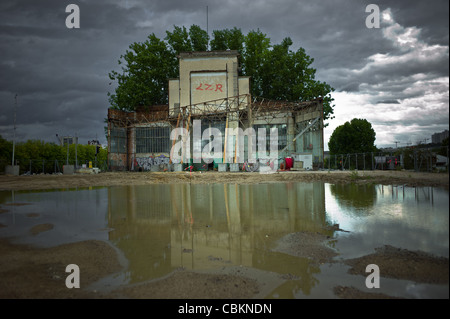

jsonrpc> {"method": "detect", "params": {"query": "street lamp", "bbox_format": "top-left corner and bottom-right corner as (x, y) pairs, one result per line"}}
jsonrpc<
(12, 94), (17, 166)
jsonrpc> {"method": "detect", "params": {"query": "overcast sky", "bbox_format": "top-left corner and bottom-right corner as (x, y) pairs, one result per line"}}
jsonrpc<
(0, 0), (448, 150)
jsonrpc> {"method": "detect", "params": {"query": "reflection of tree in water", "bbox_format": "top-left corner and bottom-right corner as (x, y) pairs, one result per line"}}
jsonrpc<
(329, 183), (377, 211)
(0, 191), (12, 205)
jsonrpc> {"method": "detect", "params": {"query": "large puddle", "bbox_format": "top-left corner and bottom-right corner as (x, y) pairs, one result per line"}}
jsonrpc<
(0, 182), (448, 298)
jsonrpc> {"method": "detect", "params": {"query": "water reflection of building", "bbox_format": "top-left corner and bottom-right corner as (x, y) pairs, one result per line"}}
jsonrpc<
(107, 182), (326, 288)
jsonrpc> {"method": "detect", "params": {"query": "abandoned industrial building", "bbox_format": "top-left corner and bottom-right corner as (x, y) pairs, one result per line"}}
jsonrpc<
(107, 50), (324, 172)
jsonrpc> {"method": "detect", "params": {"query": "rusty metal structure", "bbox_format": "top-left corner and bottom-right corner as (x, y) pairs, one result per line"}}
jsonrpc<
(108, 95), (323, 171)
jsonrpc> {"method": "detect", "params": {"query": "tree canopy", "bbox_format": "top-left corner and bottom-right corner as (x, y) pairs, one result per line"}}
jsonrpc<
(328, 118), (377, 155)
(0, 135), (107, 173)
(108, 25), (335, 124)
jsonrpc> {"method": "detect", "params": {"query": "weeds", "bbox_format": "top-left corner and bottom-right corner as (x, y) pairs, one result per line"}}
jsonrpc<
(349, 170), (373, 181)
(350, 170), (360, 180)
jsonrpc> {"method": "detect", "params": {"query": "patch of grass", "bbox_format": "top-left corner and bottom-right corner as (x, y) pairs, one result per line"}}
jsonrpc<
(349, 170), (373, 181)
(350, 170), (360, 180)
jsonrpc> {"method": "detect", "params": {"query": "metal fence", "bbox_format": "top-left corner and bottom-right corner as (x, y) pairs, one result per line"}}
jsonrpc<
(2, 147), (448, 174)
(1, 159), (108, 175)
(324, 147), (449, 172)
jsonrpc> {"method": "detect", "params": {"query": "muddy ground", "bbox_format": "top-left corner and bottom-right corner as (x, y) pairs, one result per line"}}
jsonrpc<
(0, 170), (448, 191)
(0, 170), (448, 299)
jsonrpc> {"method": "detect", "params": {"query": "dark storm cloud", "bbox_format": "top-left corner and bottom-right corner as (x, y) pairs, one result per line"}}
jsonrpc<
(313, 1), (449, 94)
(376, 0), (449, 45)
(0, 0), (145, 142)
(0, 0), (448, 148)
(376, 100), (399, 104)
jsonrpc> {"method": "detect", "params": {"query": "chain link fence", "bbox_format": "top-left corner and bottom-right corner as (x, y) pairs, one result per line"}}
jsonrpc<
(324, 147), (449, 173)
(1, 159), (108, 175)
(2, 147), (448, 174)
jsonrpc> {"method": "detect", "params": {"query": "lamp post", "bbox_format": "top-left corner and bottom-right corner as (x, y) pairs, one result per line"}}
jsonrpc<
(12, 94), (17, 166)
(75, 132), (78, 169)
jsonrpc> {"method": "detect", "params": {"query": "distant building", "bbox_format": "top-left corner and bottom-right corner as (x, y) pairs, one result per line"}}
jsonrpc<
(432, 130), (449, 144)
(435, 154), (448, 170)
(56, 135), (78, 146)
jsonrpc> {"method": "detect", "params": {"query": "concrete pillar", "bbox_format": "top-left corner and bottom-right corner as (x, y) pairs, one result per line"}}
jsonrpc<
(225, 112), (239, 164)
(287, 115), (295, 153)
(128, 126), (135, 171)
(230, 163), (239, 172)
(174, 163), (184, 172)
(294, 114), (304, 152)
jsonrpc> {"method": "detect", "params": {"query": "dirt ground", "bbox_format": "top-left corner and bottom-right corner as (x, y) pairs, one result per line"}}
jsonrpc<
(271, 230), (339, 264)
(0, 170), (448, 191)
(333, 245), (449, 299)
(0, 170), (448, 299)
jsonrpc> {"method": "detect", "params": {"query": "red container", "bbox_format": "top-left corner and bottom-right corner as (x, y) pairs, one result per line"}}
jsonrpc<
(285, 157), (293, 170)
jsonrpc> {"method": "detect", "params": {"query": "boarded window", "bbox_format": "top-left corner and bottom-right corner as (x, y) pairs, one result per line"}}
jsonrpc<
(136, 126), (171, 153)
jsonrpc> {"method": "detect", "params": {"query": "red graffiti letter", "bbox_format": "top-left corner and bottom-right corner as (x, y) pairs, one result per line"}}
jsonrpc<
(196, 83), (203, 90)
(205, 83), (213, 91)
(215, 84), (223, 92)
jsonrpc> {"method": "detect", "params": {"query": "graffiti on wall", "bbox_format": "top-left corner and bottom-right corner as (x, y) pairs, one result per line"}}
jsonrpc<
(109, 153), (127, 170)
(133, 154), (170, 171)
(195, 83), (223, 92)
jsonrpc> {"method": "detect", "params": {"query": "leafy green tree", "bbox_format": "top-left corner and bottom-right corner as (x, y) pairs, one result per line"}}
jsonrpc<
(165, 25), (192, 54)
(210, 27), (244, 53)
(0, 136), (108, 173)
(258, 37), (335, 122)
(438, 137), (449, 157)
(189, 25), (209, 51)
(328, 118), (377, 155)
(108, 34), (177, 110)
(0, 135), (12, 162)
(241, 29), (271, 97)
(108, 25), (335, 123)
(165, 25), (210, 54)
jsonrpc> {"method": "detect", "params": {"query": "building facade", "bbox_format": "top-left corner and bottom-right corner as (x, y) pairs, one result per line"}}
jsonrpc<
(432, 130), (449, 144)
(107, 50), (324, 171)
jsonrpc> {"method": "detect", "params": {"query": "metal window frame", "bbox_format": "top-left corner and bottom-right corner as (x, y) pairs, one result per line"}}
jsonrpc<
(136, 126), (171, 153)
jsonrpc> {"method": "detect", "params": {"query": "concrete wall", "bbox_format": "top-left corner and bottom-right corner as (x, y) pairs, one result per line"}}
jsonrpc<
(294, 110), (324, 165)
(109, 153), (127, 171)
(169, 51), (250, 115)
(133, 153), (171, 171)
(5, 165), (19, 176)
(63, 165), (74, 175)
(168, 79), (180, 116)
(239, 76), (250, 97)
